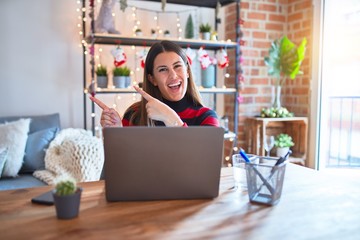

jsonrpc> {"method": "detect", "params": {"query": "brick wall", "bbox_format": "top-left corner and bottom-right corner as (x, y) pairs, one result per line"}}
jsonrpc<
(224, 0), (312, 152)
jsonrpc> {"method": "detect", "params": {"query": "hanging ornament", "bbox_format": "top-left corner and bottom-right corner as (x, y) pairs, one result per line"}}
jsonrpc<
(136, 48), (148, 68)
(120, 0), (128, 12)
(111, 46), (127, 67)
(88, 45), (95, 56)
(237, 94), (244, 103)
(161, 0), (167, 11)
(185, 47), (196, 65)
(216, 48), (229, 69)
(198, 47), (217, 69)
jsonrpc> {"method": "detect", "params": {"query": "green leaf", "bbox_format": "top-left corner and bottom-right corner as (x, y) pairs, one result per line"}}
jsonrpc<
(264, 36), (307, 82)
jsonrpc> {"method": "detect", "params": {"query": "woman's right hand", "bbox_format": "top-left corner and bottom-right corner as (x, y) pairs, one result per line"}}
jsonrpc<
(89, 96), (122, 127)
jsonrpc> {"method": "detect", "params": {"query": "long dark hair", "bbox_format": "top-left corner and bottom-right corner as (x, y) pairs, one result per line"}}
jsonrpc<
(128, 40), (203, 125)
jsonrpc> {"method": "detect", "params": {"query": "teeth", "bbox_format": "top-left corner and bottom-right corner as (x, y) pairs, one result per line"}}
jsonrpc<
(168, 82), (181, 87)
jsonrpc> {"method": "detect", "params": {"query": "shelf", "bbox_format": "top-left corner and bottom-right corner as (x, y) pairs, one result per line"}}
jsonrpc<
(137, 0), (236, 8)
(86, 34), (238, 50)
(94, 87), (236, 94)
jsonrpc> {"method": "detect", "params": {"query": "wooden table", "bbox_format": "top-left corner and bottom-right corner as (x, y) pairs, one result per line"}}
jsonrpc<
(1, 165), (359, 240)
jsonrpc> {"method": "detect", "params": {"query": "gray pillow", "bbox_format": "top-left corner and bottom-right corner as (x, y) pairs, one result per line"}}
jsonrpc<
(0, 113), (60, 134)
(20, 127), (59, 173)
(0, 146), (8, 178)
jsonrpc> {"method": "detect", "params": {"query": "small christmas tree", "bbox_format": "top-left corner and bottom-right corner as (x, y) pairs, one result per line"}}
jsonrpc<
(185, 14), (194, 39)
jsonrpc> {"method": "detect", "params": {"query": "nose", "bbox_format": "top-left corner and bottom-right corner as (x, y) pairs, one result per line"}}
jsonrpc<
(168, 67), (177, 79)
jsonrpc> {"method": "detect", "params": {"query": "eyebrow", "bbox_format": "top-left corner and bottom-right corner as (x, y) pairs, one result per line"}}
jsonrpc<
(155, 61), (183, 70)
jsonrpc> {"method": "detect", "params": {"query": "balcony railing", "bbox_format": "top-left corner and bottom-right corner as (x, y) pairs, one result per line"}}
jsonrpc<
(327, 96), (360, 167)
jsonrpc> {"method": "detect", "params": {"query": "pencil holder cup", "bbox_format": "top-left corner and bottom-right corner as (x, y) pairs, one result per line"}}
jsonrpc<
(245, 156), (287, 206)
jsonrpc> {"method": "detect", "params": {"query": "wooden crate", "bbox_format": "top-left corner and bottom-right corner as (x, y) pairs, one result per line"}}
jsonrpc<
(245, 117), (308, 165)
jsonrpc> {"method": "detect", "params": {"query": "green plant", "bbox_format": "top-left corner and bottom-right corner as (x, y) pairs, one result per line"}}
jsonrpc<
(274, 133), (295, 148)
(164, 30), (170, 34)
(151, 29), (156, 34)
(264, 36), (307, 87)
(185, 14), (194, 38)
(135, 28), (142, 32)
(96, 65), (107, 76)
(261, 107), (294, 118)
(199, 23), (211, 33)
(55, 179), (77, 196)
(113, 66), (130, 76)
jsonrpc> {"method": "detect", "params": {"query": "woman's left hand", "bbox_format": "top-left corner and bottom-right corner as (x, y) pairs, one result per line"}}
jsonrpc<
(134, 86), (183, 127)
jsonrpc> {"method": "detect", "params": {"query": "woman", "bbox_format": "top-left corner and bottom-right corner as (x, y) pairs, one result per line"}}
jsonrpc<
(90, 40), (219, 127)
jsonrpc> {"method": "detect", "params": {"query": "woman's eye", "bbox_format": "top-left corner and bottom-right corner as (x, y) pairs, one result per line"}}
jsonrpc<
(158, 68), (167, 72)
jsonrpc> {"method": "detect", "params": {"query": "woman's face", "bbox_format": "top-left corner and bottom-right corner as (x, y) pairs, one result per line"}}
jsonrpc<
(148, 51), (189, 102)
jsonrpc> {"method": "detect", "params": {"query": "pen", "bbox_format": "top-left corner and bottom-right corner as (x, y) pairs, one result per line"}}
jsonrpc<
(239, 148), (251, 163)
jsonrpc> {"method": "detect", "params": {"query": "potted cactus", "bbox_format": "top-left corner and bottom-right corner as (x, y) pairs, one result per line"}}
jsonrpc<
(52, 178), (82, 219)
(96, 65), (108, 88)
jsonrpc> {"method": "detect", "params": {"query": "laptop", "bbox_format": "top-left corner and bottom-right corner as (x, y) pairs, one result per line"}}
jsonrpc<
(103, 127), (224, 202)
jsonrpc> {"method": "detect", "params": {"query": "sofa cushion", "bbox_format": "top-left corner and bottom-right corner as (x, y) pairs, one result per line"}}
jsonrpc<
(0, 113), (60, 134)
(20, 127), (59, 173)
(0, 146), (8, 178)
(0, 118), (31, 177)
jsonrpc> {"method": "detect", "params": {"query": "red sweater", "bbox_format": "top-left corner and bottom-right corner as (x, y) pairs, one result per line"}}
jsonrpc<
(122, 97), (219, 127)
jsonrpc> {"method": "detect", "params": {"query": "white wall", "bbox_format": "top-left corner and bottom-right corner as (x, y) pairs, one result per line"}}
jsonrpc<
(0, 0), (224, 130)
(0, 0), (83, 128)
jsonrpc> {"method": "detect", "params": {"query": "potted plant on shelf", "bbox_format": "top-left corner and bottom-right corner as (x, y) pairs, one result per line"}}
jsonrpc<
(274, 133), (295, 157)
(264, 36), (307, 110)
(96, 65), (108, 88)
(113, 66), (131, 88)
(199, 23), (212, 40)
(135, 28), (142, 36)
(52, 178), (82, 220)
(151, 29), (157, 38)
(163, 30), (170, 38)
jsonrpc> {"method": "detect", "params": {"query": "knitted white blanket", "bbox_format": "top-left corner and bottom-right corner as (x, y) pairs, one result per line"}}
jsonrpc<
(34, 128), (104, 185)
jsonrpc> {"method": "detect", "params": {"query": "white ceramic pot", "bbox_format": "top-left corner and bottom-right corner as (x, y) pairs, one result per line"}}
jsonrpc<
(276, 147), (290, 157)
(201, 32), (211, 40)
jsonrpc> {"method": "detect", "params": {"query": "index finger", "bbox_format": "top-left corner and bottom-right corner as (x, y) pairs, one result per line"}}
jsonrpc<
(134, 85), (153, 101)
(89, 96), (109, 110)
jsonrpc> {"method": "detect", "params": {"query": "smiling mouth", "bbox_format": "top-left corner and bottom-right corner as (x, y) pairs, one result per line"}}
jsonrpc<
(168, 82), (182, 89)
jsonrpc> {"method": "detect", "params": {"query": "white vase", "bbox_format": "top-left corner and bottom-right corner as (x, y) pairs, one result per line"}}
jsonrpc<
(272, 85), (282, 109)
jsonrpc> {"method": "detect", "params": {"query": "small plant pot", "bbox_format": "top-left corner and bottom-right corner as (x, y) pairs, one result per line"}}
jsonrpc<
(113, 76), (126, 88)
(97, 76), (108, 88)
(53, 188), (82, 220)
(135, 31), (143, 37)
(125, 76), (131, 88)
(201, 65), (215, 88)
(201, 32), (211, 40)
(276, 147), (290, 157)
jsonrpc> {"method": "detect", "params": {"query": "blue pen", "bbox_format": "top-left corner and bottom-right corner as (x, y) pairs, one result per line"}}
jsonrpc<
(239, 148), (251, 163)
